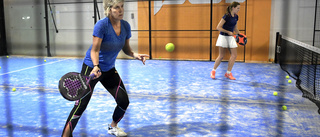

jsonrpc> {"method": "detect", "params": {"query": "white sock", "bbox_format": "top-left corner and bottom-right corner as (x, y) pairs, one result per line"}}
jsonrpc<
(227, 71), (231, 74)
(212, 69), (216, 71)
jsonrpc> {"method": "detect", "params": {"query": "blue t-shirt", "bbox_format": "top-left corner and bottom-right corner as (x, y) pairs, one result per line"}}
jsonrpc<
(83, 17), (132, 72)
(220, 14), (238, 36)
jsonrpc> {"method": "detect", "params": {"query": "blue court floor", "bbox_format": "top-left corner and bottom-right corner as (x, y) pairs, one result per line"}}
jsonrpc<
(0, 56), (320, 137)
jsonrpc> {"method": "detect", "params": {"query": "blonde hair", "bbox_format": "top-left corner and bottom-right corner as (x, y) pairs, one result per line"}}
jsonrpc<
(103, 0), (124, 17)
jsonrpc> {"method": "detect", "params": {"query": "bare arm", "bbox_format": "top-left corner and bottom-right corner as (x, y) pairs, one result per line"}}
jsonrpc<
(90, 36), (102, 78)
(122, 39), (134, 57)
(216, 18), (234, 36)
(122, 39), (149, 65)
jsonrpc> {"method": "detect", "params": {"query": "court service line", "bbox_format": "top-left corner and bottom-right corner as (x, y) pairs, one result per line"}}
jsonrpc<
(0, 59), (69, 76)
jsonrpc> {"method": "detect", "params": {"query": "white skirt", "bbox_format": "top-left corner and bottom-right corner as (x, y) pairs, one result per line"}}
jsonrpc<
(216, 34), (238, 48)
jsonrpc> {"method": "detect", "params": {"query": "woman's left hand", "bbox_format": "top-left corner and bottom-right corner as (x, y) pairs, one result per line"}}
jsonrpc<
(133, 53), (149, 65)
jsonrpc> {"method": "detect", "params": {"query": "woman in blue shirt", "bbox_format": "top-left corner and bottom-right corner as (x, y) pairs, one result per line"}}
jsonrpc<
(211, 2), (240, 80)
(62, 0), (149, 136)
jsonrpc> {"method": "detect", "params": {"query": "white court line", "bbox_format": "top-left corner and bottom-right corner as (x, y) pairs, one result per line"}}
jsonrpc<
(0, 59), (69, 76)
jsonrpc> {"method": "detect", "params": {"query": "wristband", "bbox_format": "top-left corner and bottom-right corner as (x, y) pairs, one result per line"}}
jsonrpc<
(94, 64), (100, 69)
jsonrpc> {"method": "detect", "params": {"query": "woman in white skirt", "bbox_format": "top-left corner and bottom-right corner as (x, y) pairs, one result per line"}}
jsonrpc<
(211, 1), (241, 80)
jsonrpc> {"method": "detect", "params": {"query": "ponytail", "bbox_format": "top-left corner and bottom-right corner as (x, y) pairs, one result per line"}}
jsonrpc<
(226, 6), (231, 15)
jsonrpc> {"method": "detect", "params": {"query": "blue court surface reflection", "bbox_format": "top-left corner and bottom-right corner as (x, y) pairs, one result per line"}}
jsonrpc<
(0, 56), (320, 137)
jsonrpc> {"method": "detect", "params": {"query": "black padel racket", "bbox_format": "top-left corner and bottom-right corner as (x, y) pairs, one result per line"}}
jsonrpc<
(58, 72), (96, 101)
(234, 33), (247, 46)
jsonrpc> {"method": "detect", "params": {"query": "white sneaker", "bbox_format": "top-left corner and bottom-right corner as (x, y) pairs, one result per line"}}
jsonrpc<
(108, 125), (127, 137)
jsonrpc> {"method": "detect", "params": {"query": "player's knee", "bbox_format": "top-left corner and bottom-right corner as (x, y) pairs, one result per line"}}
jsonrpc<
(117, 97), (129, 109)
(123, 99), (130, 109)
(231, 54), (237, 59)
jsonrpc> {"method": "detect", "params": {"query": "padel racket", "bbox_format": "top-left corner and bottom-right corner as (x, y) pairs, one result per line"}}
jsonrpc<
(58, 72), (97, 101)
(234, 33), (247, 46)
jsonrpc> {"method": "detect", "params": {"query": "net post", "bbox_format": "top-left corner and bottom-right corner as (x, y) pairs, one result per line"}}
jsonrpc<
(275, 32), (281, 63)
(314, 51), (318, 98)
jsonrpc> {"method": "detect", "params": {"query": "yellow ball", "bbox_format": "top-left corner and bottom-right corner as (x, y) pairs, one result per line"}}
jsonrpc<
(273, 92), (278, 96)
(165, 43), (175, 52)
(44, 60), (46, 62)
(288, 80), (292, 83)
(6, 56), (9, 58)
(282, 105), (287, 110)
(12, 88), (16, 92)
(286, 75), (289, 79)
(0, 66), (1, 69)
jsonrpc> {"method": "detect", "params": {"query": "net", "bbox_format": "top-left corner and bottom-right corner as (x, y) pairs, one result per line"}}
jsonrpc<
(277, 34), (320, 113)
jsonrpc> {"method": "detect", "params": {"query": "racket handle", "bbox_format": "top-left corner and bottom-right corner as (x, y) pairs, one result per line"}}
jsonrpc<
(89, 73), (95, 80)
(89, 73), (95, 79)
(87, 70), (100, 85)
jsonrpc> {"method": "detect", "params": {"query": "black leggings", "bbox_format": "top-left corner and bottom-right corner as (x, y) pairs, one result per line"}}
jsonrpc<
(62, 64), (129, 136)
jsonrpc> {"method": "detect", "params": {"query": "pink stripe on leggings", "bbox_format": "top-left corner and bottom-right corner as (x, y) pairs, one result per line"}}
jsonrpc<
(116, 115), (124, 123)
(115, 78), (122, 100)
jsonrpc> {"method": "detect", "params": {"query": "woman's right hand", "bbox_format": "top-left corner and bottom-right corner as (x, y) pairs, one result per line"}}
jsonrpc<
(90, 66), (101, 79)
(228, 31), (234, 36)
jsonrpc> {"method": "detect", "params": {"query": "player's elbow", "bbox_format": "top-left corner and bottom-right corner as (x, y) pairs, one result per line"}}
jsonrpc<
(216, 26), (222, 31)
(91, 47), (100, 55)
(122, 49), (130, 56)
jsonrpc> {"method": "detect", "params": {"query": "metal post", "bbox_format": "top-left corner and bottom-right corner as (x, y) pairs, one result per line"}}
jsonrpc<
(313, 0), (318, 98)
(0, 0), (8, 55)
(209, 0), (213, 61)
(44, 0), (51, 57)
(244, 0), (247, 62)
(47, 0), (58, 33)
(93, 0), (97, 24)
(149, 0), (152, 59)
(313, 0), (318, 47)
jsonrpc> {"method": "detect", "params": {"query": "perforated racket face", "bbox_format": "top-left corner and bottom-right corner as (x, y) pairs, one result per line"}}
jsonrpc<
(239, 37), (247, 45)
(64, 75), (83, 97)
(59, 72), (89, 101)
(235, 34), (247, 46)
